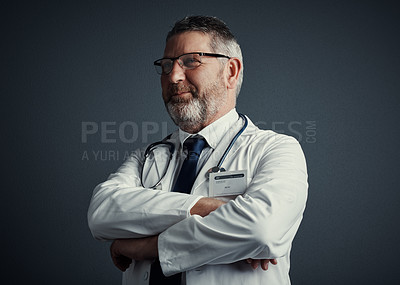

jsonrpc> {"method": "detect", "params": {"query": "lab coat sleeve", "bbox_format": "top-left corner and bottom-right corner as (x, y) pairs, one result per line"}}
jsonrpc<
(158, 135), (308, 276)
(87, 148), (202, 240)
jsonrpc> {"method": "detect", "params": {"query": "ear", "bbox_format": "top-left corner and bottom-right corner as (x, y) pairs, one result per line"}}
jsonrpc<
(226, 58), (242, 90)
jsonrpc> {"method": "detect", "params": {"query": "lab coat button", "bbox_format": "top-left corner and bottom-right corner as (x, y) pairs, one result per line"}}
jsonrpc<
(143, 271), (149, 280)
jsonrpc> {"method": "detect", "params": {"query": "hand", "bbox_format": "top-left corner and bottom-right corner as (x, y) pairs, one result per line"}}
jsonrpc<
(190, 197), (226, 217)
(110, 236), (159, 272)
(246, 258), (278, 270)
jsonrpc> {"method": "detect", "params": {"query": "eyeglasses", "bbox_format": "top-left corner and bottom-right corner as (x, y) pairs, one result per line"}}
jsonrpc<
(153, 52), (231, 75)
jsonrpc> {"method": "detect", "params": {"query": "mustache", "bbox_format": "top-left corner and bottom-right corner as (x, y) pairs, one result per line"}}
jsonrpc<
(168, 83), (196, 96)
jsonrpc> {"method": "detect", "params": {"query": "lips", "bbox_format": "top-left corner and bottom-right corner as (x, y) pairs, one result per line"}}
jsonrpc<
(174, 90), (191, 96)
(171, 84), (190, 93)
(167, 84), (194, 99)
(163, 82), (198, 104)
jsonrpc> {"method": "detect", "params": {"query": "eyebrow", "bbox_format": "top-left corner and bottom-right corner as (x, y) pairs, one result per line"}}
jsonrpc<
(157, 52), (231, 61)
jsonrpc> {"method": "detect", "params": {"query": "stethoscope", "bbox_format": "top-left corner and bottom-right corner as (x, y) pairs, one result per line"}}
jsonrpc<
(140, 113), (248, 188)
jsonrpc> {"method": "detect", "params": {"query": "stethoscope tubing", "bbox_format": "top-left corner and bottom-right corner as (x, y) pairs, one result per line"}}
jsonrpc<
(216, 113), (247, 169)
(141, 113), (248, 188)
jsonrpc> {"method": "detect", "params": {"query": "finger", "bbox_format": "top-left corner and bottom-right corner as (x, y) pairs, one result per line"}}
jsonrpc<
(111, 254), (123, 271)
(112, 255), (132, 272)
(270, 258), (278, 265)
(246, 258), (252, 264)
(261, 259), (269, 270)
(251, 259), (260, 269)
(110, 241), (132, 272)
(119, 256), (132, 271)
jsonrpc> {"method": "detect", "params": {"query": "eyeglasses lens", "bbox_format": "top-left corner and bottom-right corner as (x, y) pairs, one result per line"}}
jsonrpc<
(156, 54), (202, 75)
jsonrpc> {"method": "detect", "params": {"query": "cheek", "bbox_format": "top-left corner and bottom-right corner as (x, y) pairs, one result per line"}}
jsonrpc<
(183, 72), (202, 89)
(160, 79), (168, 103)
(187, 67), (221, 90)
(161, 77), (169, 94)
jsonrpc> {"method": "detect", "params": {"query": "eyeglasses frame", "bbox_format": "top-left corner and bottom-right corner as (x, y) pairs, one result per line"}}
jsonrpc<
(153, 52), (231, 75)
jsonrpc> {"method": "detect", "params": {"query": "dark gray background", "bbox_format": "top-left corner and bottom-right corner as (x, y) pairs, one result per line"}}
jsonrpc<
(4, 0), (399, 284)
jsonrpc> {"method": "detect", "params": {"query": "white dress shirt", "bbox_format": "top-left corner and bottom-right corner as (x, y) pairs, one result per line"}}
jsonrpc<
(173, 109), (241, 190)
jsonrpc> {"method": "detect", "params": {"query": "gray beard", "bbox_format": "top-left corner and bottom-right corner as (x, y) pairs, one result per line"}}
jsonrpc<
(166, 81), (226, 132)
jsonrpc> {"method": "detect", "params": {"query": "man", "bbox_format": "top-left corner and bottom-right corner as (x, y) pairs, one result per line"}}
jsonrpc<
(88, 15), (308, 285)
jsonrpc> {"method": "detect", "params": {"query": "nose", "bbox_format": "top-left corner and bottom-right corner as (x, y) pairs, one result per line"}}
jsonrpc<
(168, 60), (186, 83)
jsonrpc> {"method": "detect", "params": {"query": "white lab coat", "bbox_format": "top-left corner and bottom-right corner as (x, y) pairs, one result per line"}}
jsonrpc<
(88, 113), (308, 285)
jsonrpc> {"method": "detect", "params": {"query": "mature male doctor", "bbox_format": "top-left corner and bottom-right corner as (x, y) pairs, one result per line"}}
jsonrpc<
(88, 16), (308, 285)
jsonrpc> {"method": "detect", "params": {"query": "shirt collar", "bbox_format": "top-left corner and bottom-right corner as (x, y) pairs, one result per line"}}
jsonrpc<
(178, 108), (240, 149)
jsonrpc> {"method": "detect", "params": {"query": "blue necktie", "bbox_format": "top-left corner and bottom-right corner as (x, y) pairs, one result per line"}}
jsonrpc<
(173, 137), (206, 194)
(150, 137), (206, 285)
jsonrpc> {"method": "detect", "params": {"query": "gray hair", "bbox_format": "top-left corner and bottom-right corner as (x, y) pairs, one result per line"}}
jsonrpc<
(166, 16), (244, 97)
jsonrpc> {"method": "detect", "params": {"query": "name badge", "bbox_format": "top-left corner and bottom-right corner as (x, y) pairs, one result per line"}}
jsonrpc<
(209, 170), (247, 197)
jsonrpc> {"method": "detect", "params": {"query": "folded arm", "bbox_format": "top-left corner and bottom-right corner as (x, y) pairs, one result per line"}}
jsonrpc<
(87, 149), (202, 240)
(158, 136), (308, 276)
(110, 197), (276, 272)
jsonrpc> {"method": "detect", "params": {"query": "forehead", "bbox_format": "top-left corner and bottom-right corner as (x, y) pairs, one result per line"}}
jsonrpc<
(163, 31), (212, 57)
